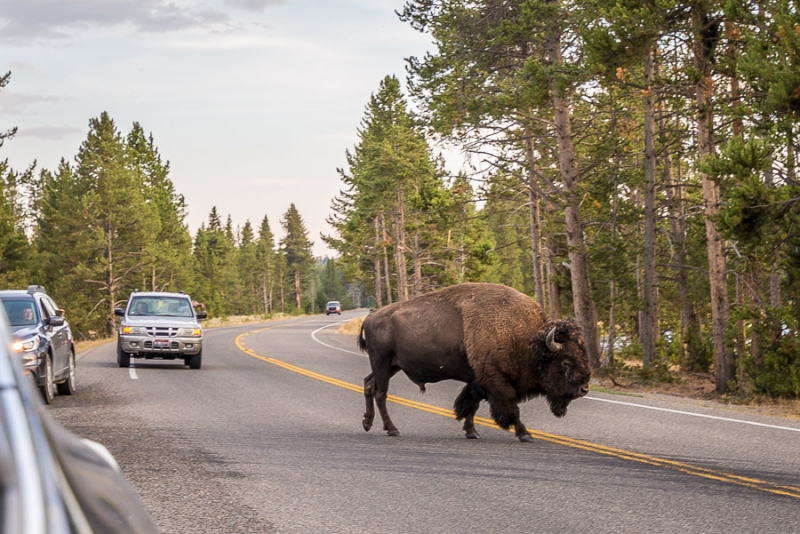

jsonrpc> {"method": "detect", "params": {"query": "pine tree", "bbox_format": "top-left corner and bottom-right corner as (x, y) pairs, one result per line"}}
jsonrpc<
(126, 122), (192, 293)
(280, 204), (314, 311)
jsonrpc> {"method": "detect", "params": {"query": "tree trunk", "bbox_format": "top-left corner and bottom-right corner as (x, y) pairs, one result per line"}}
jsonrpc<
(525, 136), (546, 308)
(380, 214), (393, 305)
(693, 4), (734, 392)
(641, 43), (658, 368)
(545, 236), (561, 319)
(606, 279), (616, 366)
(373, 217), (383, 308)
(394, 188), (409, 302)
(294, 270), (301, 309)
(413, 230), (422, 297)
(545, 23), (600, 367)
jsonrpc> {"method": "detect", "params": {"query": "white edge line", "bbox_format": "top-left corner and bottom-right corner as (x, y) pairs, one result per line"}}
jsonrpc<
(129, 367), (138, 380)
(584, 395), (800, 432)
(310, 322), (366, 357)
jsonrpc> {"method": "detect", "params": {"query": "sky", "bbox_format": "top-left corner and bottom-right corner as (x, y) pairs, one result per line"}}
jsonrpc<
(0, 0), (456, 257)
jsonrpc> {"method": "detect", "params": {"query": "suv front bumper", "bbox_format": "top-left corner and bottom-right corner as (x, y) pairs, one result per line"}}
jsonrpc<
(119, 335), (202, 358)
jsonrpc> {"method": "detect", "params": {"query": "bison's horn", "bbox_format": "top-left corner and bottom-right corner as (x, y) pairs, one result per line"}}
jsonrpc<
(546, 326), (562, 352)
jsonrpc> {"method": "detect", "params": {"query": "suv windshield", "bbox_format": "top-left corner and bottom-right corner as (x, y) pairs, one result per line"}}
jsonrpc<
(0, 297), (40, 327)
(128, 296), (194, 318)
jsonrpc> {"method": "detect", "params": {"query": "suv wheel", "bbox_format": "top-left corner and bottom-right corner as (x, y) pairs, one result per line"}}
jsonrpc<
(56, 350), (76, 395)
(39, 354), (55, 404)
(187, 350), (202, 370)
(117, 341), (131, 368)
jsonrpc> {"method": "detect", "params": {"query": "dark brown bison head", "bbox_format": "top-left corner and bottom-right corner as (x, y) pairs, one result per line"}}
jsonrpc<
(531, 318), (591, 417)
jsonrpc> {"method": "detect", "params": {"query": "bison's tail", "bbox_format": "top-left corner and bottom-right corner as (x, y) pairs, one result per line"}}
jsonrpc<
(357, 321), (368, 353)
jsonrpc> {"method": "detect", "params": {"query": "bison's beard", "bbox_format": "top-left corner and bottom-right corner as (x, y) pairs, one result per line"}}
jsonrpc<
(547, 396), (572, 418)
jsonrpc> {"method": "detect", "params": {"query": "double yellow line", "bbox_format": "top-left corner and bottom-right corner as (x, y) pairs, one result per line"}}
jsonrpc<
(235, 329), (800, 500)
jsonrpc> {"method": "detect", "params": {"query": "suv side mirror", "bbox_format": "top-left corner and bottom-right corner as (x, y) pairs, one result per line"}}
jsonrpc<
(47, 315), (65, 327)
(114, 308), (125, 317)
(195, 311), (207, 320)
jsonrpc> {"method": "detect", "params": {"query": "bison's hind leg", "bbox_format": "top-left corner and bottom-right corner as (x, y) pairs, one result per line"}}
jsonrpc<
(363, 373), (376, 432)
(454, 383), (485, 439)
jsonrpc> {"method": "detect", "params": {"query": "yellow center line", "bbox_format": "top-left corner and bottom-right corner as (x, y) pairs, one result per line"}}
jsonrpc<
(234, 330), (800, 500)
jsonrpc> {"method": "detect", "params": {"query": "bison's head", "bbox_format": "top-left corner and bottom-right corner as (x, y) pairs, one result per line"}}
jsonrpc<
(531, 318), (591, 418)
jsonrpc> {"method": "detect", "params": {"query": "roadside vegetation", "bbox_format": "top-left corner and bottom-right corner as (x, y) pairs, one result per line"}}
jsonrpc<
(2, 1), (800, 403)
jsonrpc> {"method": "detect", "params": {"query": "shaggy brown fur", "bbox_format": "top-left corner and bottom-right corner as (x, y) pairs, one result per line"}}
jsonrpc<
(358, 283), (591, 442)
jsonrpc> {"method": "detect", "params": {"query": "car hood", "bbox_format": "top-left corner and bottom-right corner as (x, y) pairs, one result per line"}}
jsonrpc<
(124, 317), (201, 328)
(10, 325), (40, 338)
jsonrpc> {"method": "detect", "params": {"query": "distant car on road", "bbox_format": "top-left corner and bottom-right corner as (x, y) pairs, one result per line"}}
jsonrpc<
(326, 301), (342, 315)
(115, 291), (207, 369)
(0, 285), (75, 404)
(0, 302), (159, 533)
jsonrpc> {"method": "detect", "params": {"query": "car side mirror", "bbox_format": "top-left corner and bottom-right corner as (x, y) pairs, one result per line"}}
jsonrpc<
(195, 311), (207, 320)
(114, 308), (125, 317)
(48, 315), (65, 327)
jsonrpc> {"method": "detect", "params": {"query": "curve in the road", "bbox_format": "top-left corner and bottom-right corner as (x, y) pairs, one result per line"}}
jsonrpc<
(234, 325), (800, 502)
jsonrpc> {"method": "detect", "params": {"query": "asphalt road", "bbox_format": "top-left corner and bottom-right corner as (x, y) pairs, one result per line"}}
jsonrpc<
(50, 310), (800, 533)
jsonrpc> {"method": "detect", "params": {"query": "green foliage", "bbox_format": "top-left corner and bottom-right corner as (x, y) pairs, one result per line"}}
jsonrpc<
(748, 308), (800, 399)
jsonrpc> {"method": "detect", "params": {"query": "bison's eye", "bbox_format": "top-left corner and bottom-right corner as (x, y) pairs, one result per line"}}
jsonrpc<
(561, 359), (571, 374)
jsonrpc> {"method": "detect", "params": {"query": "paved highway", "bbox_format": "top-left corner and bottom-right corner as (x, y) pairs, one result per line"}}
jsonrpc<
(50, 310), (800, 533)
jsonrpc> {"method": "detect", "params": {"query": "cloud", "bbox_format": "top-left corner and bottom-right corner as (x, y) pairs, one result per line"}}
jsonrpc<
(0, 92), (67, 115)
(16, 125), (84, 140)
(0, 0), (234, 41)
(224, 0), (285, 12)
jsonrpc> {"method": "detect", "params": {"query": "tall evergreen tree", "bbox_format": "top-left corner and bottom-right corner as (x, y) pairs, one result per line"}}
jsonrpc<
(280, 204), (314, 310)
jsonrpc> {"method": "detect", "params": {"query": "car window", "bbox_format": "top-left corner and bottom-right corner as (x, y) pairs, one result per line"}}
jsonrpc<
(129, 297), (194, 318)
(40, 297), (57, 319)
(0, 297), (40, 327)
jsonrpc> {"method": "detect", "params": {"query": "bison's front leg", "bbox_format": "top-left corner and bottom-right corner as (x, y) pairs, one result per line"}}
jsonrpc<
(363, 373), (375, 432)
(487, 390), (533, 442)
(454, 383), (485, 439)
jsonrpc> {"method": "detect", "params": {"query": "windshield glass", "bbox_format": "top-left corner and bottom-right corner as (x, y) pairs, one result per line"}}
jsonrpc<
(128, 297), (194, 318)
(0, 297), (40, 327)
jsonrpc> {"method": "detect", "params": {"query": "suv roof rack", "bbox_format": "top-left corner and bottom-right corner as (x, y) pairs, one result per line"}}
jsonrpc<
(27, 285), (46, 295)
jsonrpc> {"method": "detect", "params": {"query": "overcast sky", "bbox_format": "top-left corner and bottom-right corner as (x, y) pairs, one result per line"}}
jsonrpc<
(0, 0), (452, 257)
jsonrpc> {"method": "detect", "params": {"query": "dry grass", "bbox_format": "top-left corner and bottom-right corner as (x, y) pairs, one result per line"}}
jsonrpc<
(593, 362), (800, 420)
(337, 316), (364, 335)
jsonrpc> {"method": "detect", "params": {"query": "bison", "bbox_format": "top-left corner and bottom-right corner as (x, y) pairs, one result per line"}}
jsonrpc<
(358, 283), (590, 442)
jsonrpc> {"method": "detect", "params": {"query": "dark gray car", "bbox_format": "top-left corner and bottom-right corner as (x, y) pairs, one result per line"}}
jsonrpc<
(0, 285), (75, 404)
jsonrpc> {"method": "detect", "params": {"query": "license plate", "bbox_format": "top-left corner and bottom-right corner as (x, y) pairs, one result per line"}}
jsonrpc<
(154, 339), (169, 349)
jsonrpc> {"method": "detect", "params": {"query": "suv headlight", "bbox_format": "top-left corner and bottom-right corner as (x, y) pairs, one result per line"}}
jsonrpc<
(177, 328), (202, 337)
(121, 326), (147, 335)
(12, 336), (40, 353)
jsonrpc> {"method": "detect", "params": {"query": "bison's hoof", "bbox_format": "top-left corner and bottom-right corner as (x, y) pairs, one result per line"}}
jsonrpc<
(362, 420), (372, 432)
(387, 430), (400, 437)
(518, 434), (534, 443)
(465, 431), (481, 439)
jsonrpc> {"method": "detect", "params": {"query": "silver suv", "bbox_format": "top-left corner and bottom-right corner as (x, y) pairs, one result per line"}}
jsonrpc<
(114, 291), (207, 369)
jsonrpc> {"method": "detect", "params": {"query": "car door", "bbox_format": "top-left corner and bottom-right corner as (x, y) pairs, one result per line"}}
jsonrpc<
(39, 296), (67, 375)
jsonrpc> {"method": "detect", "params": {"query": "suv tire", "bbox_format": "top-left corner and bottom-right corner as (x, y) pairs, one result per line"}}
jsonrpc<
(56, 350), (76, 395)
(117, 341), (131, 368)
(187, 350), (202, 370)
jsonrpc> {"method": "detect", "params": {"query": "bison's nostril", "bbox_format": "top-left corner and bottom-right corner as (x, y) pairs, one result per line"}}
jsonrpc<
(580, 386), (589, 396)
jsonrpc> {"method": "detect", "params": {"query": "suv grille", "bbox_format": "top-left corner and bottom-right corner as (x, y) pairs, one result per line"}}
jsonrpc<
(145, 326), (179, 337)
(144, 340), (180, 350)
